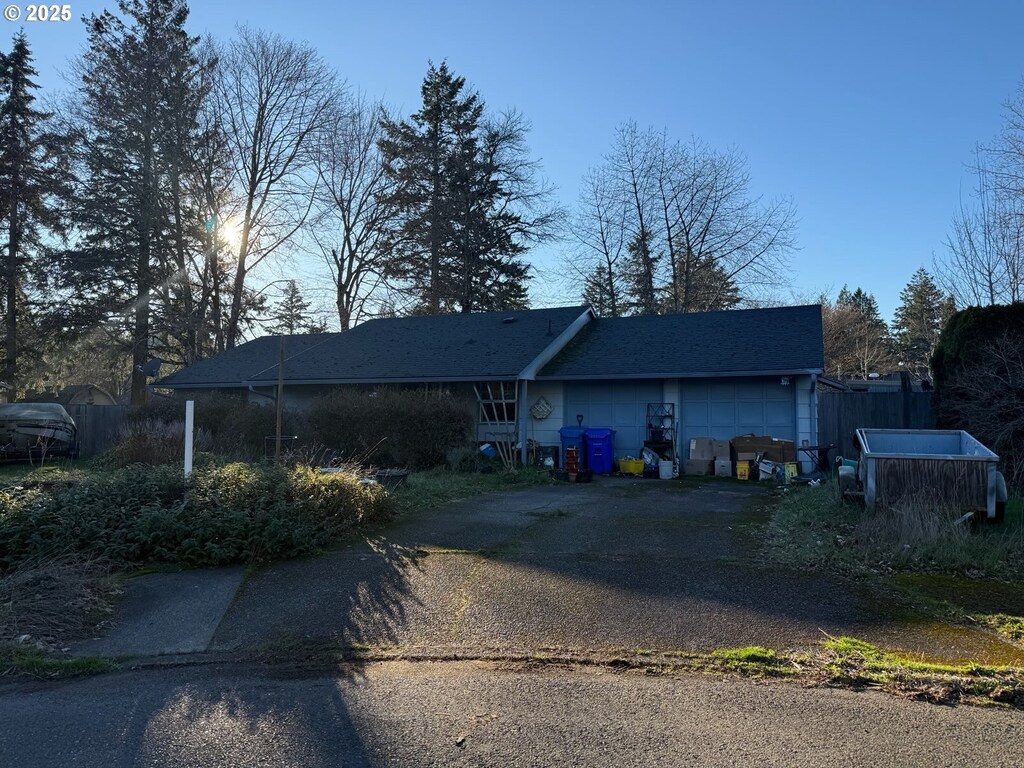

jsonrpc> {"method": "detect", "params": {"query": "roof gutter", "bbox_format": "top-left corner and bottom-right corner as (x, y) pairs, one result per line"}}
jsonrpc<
(537, 368), (825, 381)
(160, 374), (526, 390)
(517, 308), (595, 381)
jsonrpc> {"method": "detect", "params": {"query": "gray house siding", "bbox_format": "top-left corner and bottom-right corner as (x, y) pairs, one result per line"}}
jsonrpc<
(563, 380), (665, 459)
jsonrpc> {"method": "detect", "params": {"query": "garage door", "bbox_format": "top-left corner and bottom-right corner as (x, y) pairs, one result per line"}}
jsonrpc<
(680, 378), (795, 454)
(564, 380), (664, 458)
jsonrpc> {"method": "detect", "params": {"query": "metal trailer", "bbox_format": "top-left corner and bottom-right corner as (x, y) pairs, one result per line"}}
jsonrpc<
(854, 428), (999, 519)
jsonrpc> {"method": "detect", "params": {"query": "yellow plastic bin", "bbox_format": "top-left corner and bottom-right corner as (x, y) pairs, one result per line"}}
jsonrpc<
(618, 458), (644, 475)
(784, 462), (799, 482)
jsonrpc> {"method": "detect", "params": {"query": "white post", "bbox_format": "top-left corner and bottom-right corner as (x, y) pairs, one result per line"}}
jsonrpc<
(184, 399), (194, 478)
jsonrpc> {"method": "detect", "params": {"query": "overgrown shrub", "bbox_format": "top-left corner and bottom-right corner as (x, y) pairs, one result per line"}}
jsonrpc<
(125, 393), (305, 461)
(0, 463), (390, 570)
(103, 419), (215, 468)
(307, 388), (473, 469)
(932, 304), (1024, 490)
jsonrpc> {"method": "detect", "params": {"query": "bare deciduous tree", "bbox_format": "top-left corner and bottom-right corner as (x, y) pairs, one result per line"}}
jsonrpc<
(309, 94), (395, 330)
(569, 167), (627, 316)
(568, 122), (797, 315)
(216, 26), (336, 347)
(939, 149), (1024, 307)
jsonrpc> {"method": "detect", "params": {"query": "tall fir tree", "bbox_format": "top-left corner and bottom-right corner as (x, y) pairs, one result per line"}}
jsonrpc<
(60, 0), (206, 404)
(263, 280), (324, 335)
(834, 285), (894, 378)
(379, 62), (544, 314)
(581, 263), (619, 317)
(892, 267), (955, 379)
(0, 32), (70, 396)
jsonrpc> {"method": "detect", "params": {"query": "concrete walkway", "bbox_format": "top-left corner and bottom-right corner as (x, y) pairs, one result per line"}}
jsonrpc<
(74, 567), (244, 657)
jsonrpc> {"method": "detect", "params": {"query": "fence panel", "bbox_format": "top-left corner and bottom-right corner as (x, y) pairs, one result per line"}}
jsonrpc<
(68, 404), (127, 458)
(818, 392), (934, 458)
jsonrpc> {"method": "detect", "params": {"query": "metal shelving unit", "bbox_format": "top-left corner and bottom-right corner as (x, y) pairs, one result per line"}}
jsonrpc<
(644, 403), (676, 461)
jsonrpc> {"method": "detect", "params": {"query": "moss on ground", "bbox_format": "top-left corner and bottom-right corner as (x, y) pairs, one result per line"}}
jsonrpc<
(388, 468), (554, 517)
(0, 647), (114, 678)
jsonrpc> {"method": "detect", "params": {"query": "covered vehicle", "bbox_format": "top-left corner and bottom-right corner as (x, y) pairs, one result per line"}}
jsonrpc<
(0, 403), (77, 460)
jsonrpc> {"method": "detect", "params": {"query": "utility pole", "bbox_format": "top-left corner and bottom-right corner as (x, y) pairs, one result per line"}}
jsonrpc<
(274, 335), (285, 462)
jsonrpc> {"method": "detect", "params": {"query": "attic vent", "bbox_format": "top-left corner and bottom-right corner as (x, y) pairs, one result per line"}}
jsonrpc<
(501, 317), (517, 324)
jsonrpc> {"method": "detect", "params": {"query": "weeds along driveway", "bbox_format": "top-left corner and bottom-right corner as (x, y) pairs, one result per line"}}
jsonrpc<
(210, 479), (1023, 663)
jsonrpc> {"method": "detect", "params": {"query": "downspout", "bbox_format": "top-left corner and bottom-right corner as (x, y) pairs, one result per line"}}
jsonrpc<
(519, 379), (529, 466)
(810, 373), (819, 471)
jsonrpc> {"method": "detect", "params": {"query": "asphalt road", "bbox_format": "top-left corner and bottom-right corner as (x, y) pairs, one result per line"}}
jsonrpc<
(1, 660), (1021, 767)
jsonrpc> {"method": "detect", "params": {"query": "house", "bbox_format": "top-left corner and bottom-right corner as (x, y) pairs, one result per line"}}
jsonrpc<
(156, 304), (825, 469)
(22, 384), (119, 407)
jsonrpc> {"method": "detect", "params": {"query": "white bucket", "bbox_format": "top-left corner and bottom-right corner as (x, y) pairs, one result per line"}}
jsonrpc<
(658, 460), (673, 480)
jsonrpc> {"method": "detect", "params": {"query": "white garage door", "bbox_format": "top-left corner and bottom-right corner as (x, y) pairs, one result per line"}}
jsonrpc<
(564, 380), (665, 458)
(680, 377), (796, 454)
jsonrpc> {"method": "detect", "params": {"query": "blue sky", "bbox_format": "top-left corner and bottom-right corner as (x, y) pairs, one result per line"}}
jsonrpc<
(9, 0), (1024, 322)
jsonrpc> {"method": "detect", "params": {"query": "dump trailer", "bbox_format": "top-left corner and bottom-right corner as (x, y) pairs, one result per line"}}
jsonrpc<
(855, 428), (999, 519)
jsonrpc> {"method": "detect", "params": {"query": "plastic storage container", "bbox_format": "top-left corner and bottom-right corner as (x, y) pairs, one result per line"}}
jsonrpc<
(618, 458), (644, 475)
(559, 427), (587, 471)
(658, 459), (674, 479)
(583, 428), (615, 474)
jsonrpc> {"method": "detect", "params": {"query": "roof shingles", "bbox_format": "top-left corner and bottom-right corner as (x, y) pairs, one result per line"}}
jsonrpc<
(157, 306), (590, 387)
(537, 305), (824, 378)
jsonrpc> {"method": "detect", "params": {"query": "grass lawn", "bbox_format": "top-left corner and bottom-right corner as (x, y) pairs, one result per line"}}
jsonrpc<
(0, 458), (90, 487)
(765, 482), (1024, 647)
(388, 466), (555, 516)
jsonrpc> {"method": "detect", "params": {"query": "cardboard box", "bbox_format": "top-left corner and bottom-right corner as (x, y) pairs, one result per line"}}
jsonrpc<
(711, 439), (730, 459)
(735, 451), (759, 463)
(714, 459), (732, 477)
(688, 438), (714, 460)
(732, 434), (773, 455)
(684, 459), (714, 476)
(736, 461), (752, 480)
(763, 439), (796, 463)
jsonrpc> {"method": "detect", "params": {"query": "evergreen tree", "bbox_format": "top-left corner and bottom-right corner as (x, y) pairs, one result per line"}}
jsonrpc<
(264, 280), (324, 335)
(581, 263), (619, 317)
(662, 255), (741, 314)
(58, 0), (207, 404)
(622, 229), (659, 314)
(0, 33), (70, 396)
(834, 285), (894, 378)
(892, 267), (955, 378)
(379, 63), (551, 314)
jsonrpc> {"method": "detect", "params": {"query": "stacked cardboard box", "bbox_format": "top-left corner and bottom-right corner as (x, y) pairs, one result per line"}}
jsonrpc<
(732, 434), (798, 480)
(712, 439), (731, 477)
(685, 438), (714, 475)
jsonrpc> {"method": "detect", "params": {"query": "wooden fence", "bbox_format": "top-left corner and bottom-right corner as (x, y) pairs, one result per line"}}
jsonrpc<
(68, 404), (127, 458)
(818, 391), (934, 458)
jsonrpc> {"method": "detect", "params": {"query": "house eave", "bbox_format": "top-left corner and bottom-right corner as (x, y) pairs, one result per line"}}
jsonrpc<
(158, 374), (526, 389)
(536, 368), (824, 381)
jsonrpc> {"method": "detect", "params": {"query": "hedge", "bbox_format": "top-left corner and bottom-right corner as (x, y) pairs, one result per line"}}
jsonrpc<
(305, 388), (473, 469)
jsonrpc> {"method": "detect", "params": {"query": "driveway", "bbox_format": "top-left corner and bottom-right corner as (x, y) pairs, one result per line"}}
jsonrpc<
(206, 478), (1021, 663)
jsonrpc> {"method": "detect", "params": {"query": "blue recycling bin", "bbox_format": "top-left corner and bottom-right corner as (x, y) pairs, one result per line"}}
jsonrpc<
(584, 428), (616, 474)
(559, 427), (587, 470)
